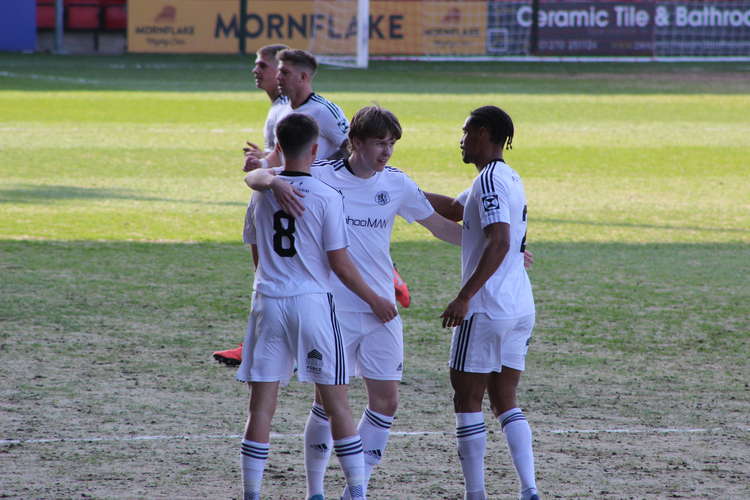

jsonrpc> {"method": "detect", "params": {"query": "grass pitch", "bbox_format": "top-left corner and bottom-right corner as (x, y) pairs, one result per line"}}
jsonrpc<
(1, 54), (748, 499)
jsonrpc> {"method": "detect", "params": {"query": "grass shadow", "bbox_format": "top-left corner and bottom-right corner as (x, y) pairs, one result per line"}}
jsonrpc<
(0, 184), (244, 207)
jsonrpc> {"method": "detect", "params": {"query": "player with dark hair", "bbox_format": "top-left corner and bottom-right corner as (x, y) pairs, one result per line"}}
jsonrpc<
(245, 105), (463, 499)
(237, 112), (396, 500)
(245, 48), (349, 172)
(429, 105), (540, 500)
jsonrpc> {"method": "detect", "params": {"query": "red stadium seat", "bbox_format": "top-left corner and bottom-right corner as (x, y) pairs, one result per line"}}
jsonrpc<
(65, 1), (101, 30)
(102, 2), (126, 31)
(36, 3), (56, 29)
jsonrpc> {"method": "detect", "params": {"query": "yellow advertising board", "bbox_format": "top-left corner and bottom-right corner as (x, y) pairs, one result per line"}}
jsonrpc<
(369, 1), (486, 55)
(240, 0), (486, 55)
(128, 0), (487, 55)
(128, 0), (237, 53)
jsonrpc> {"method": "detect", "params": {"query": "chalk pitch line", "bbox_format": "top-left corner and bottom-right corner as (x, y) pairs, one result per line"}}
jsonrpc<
(2, 427), (745, 446)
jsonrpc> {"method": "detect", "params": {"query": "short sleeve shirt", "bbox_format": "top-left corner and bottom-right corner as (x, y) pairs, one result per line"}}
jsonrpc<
(311, 159), (434, 311)
(263, 95), (290, 153)
(247, 171), (349, 297)
(277, 93), (349, 160)
(460, 160), (534, 319)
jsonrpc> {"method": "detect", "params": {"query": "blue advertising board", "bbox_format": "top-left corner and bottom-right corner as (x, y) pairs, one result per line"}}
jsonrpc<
(0, 0), (36, 52)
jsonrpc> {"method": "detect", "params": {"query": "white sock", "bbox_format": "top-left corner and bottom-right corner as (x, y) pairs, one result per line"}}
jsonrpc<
(455, 412), (487, 498)
(334, 435), (367, 500)
(341, 408), (394, 499)
(240, 439), (269, 500)
(498, 408), (537, 496)
(304, 403), (333, 498)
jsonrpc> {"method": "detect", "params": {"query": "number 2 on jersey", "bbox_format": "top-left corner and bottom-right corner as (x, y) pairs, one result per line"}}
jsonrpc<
(273, 211), (297, 257)
(520, 205), (527, 252)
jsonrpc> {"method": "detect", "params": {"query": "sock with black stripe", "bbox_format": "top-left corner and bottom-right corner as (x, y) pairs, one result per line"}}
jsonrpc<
(341, 407), (394, 499)
(304, 403), (333, 498)
(240, 439), (269, 500)
(334, 435), (366, 500)
(498, 407), (537, 497)
(455, 412), (487, 499)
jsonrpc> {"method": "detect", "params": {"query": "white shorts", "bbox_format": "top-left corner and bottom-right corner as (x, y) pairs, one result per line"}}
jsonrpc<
(449, 313), (535, 373)
(236, 292), (348, 386)
(338, 311), (403, 380)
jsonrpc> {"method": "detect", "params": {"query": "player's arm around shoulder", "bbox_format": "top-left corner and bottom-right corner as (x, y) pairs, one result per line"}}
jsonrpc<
(244, 168), (305, 217)
(417, 212), (462, 246)
(424, 191), (464, 222)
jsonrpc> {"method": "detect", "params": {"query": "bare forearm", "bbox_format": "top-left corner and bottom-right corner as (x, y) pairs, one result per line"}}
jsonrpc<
(418, 213), (462, 246)
(328, 250), (377, 305)
(265, 149), (281, 168)
(245, 169), (276, 191)
(425, 191), (463, 221)
(457, 240), (508, 301)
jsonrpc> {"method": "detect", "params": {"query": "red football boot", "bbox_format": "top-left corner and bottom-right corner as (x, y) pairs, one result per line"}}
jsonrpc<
(393, 264), (411, 308)
(212, 344), (243, 366)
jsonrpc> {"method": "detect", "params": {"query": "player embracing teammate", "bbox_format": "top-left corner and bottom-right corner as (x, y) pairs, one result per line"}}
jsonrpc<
(245, 105), (462, 499)
(237, 112), (397, 500)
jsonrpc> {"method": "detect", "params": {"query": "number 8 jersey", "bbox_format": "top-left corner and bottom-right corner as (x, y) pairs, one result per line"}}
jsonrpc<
(245, 171), (350, 297)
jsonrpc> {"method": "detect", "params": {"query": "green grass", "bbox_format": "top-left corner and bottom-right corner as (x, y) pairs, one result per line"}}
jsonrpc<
(1, 54), (749, 498)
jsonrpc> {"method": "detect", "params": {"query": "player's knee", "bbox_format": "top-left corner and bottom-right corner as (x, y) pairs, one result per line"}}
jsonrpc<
(453, 391), (483, 413)
(368, 392), (398, 416)
(489, 389), (517, 417)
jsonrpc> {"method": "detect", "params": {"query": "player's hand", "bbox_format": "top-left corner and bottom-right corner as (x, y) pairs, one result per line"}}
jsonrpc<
(243, 141), (264, 159)
(243, 154), (262, 172)
(368, 295), (398, 323)
(441, 296), (469, 328)
(523, 249), (534, 270)
(270, 178), (305, 217)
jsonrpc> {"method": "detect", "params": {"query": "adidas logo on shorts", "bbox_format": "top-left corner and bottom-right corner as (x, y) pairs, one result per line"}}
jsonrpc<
(307, 349), (323, 360)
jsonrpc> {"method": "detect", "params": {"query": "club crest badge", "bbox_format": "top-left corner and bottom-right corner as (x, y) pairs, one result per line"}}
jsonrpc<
(375, 191), (391, 206)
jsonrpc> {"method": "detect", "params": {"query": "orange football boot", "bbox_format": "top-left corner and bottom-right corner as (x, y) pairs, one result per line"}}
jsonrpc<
(212, 344), (243, 366)
(392, 264), (410, 308)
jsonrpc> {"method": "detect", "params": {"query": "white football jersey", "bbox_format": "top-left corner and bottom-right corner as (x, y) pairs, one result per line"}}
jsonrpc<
(276, 93), (349, 160)
(263, 95), (289, 153)
(245, 171), (349, 297)
(458, 160), (534, 319)
(310, 159), (434, 312)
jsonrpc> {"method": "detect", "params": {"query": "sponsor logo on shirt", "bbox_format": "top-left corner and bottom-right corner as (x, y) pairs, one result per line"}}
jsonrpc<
(482, 194), (500, 211)
(346, 216), (388, 229)
(375, 191), (391, 206)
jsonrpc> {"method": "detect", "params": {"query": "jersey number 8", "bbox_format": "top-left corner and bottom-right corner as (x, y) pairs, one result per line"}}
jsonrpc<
(273, 211), (297, 257)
